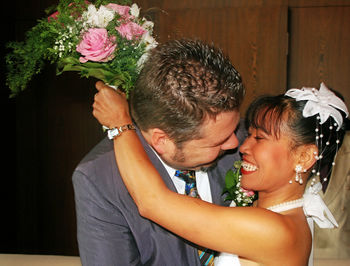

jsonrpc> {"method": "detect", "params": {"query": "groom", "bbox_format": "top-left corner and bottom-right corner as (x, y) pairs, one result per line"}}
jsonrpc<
(73, 39), (246, 265)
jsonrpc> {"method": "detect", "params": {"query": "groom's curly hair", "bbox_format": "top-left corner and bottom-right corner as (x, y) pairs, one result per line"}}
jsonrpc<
(130, 38), (245, 145)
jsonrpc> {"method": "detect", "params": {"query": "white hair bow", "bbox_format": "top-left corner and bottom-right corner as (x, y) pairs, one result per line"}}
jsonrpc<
(303, 182), (338, 228)
(285, 82), (349, 131)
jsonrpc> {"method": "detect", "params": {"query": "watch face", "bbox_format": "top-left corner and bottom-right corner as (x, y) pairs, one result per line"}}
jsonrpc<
(108, 128), (119, 139)
(107, 124), (135, 139)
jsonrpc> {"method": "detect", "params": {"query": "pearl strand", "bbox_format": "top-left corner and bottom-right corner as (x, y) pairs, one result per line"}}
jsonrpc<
(266, 198), (304, 213)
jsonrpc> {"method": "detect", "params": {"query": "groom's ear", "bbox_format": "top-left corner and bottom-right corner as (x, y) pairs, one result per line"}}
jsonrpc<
(149, 128), (175, 155)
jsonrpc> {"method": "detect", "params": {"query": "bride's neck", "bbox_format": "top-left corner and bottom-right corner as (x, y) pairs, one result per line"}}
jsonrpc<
(256, 184), (305, 209)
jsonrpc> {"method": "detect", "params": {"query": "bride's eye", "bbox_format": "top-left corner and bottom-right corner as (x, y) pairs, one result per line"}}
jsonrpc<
(254, 135), (264, 141)
(254, 130), (267, 141)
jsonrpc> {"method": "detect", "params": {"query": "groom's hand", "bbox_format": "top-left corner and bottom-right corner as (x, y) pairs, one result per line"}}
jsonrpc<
(93, 81), (132, 129)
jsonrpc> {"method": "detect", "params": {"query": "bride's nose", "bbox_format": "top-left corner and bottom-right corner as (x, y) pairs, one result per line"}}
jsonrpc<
(239, 135), (252, 155)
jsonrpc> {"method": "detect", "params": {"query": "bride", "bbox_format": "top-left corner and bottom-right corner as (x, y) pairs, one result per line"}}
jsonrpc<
(92, 82), (348, 265)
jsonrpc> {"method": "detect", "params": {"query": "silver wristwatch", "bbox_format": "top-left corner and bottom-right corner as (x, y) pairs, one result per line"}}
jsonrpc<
(107, 124), (136, 140)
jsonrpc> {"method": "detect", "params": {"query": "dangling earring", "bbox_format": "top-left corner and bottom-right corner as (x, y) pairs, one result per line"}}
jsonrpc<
(294, 164), (303, 185)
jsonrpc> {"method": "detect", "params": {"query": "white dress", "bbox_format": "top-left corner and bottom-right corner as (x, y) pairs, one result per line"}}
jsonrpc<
(213, 182), (338, 266)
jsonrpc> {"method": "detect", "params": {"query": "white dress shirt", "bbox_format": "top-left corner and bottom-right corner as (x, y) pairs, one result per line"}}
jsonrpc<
(154, 151), (213, 203)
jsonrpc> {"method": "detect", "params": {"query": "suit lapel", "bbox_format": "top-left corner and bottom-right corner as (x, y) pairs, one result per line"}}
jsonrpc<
(208, 170), (228, 206)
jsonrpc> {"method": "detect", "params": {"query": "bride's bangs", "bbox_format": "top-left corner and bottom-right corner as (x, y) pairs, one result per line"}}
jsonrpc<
(246, 95), (288, 138)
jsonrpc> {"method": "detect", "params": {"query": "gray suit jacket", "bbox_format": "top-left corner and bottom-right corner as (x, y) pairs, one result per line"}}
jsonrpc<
(73, 124), (246, 265)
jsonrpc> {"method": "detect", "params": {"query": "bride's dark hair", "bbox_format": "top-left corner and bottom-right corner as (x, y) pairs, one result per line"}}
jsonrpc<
(245, 94), (347, 189)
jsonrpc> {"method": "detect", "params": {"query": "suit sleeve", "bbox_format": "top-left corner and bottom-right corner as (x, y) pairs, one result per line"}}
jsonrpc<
(73, 170), (142, 266)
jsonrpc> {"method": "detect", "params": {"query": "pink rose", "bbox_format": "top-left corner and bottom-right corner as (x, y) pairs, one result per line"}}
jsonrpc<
(76, 28), (116, 63)
(48, 1), (91, 22)
(116, 22), (146, 40)
(48, 11), (59, 22)
(106, 3), (131, 19)
(241, 187), (255, 197)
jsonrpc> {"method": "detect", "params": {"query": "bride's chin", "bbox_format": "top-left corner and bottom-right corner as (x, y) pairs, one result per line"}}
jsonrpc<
(240, 176), (256, 191)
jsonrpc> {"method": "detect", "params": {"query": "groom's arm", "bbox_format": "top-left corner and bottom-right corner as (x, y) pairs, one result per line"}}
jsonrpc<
(73, 170), (142, 266)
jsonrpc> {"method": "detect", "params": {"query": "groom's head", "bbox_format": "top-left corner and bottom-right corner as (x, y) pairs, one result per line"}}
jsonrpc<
(130, 39), (245, 170)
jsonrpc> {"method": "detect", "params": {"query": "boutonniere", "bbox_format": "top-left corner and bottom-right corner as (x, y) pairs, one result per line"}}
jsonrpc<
(223, 160), (257, 207)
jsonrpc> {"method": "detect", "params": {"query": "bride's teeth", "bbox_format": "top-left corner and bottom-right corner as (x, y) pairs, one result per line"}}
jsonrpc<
(242, 162), (258, 171)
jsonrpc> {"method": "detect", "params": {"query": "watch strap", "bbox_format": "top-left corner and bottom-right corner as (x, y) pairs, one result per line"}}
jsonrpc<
(107, 124), (136, 140)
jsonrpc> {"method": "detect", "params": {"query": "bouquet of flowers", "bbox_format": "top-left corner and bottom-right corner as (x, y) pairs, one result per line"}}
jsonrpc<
(223, 160), (257, 207)
(5, 0), (157, 97)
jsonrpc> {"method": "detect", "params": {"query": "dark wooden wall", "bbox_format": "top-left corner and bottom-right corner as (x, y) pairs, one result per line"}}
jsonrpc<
(2, 0), (104, 255)
(2, 0), (349, 256)
(288, 5), (350, 101)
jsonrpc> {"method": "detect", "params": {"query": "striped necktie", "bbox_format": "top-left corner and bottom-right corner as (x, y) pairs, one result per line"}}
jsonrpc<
(174, 170), (215, 266)
(174, 170), (199, 198)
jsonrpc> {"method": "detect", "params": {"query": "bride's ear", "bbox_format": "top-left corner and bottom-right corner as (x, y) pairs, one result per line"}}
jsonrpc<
(296, 144), (318, 171)
(149, 128), (175, 155)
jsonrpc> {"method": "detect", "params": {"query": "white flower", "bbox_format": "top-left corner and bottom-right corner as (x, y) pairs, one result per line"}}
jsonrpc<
(142, 20), (154, 31)
(130, 3), (140, 18)
(136, 53), (149, 70)
(285, 82), (349, 130)
(141, 31), (158, 50)
(137, 31), (158, 69)
(84, 4), (115, 28)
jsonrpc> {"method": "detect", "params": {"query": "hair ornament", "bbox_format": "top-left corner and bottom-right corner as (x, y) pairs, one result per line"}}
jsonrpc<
(285, 82), (349, 131)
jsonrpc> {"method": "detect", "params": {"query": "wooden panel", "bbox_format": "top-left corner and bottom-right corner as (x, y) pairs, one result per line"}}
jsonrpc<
(137, 0), (350, 10)
(14, 66), (103, 255)
(2, 0), (105, 255)
(36, 70), (103, 254)
(288, 6), (350, 109)
(136, 4), (288, 115)
(288, 0), (350, 7)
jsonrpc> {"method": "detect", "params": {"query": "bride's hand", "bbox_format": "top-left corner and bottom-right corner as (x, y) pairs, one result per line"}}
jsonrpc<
(92, 81), (132, 128)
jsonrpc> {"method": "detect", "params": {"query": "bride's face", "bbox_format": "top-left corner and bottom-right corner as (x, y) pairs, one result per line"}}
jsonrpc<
(239, 127), (297, 193)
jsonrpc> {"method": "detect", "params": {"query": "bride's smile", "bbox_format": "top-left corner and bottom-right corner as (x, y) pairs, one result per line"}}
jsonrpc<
(241, 160), (258, 174)
(239, 126), (297, 193)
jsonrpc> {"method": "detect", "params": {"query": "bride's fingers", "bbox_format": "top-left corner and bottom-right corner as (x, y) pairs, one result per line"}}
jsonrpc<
(96, 81), (123, 93)
(95, 81), (125, 100)
(95, 81), (105, 91)
(118, 90), (127, 97)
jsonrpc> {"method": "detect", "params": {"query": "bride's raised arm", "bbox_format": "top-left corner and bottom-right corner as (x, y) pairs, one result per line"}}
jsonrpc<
(92, 82), (298, 264)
